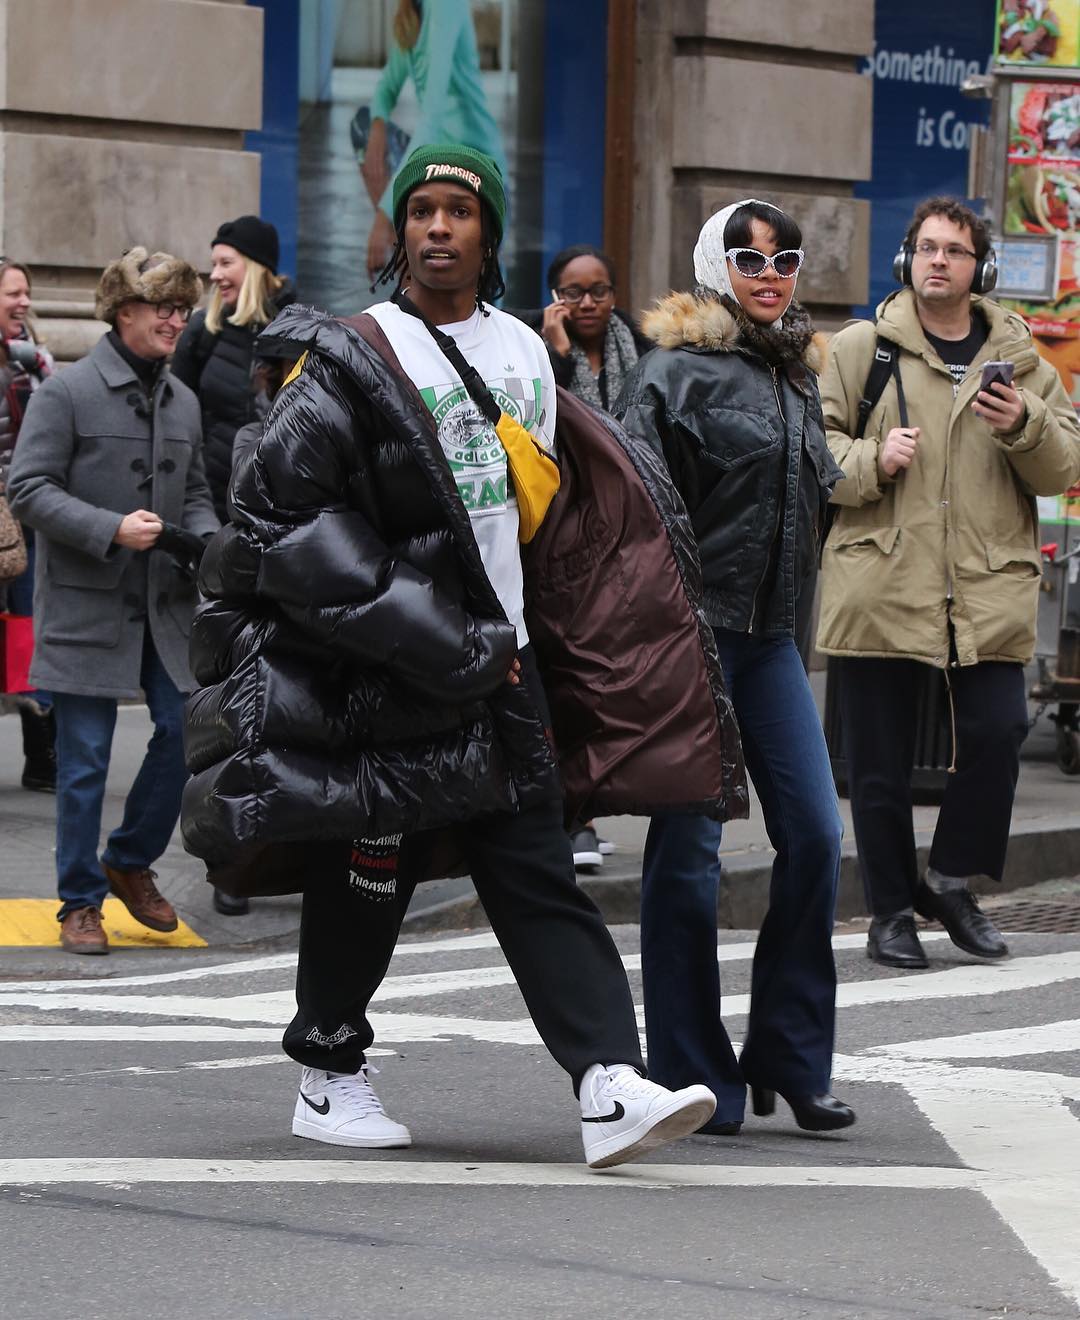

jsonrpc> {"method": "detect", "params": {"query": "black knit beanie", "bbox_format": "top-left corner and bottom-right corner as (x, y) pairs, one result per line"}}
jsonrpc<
(212, 216), (279, 274)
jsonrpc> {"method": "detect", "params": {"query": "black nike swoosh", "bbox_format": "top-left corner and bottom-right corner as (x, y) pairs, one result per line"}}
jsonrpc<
(581, 1101), (625, 1124)
(300, 1092), (330, 1116)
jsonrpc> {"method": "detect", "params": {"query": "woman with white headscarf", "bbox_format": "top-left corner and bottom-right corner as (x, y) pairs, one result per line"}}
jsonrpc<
(615, 200), (853, 1136)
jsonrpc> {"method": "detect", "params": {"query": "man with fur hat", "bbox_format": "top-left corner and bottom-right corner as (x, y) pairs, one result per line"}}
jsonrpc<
(8, 248), (218, 954)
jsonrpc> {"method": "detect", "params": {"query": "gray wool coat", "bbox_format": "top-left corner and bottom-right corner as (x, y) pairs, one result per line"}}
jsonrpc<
(7, 334), (219, 698)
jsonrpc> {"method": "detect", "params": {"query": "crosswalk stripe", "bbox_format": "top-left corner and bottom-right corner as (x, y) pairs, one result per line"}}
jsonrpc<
(0, 1158), (997, 1190)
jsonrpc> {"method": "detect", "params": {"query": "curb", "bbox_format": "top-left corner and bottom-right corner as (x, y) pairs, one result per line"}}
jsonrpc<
(401, 816), (1080, 934)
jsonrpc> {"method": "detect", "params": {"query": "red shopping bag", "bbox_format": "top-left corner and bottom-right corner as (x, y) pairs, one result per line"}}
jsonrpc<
(0, 612), (34, 693)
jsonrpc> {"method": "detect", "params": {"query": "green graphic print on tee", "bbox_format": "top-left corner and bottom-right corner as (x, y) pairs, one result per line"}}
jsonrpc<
(419, 373), (545, 515)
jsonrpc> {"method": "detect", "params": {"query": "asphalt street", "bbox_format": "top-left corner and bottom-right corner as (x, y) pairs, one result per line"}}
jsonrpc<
(1, 923), (1078, 1320)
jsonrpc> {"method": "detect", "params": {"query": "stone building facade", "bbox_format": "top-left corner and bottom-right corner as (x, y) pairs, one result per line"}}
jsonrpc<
(621, 0), (875, 325)
(4, 0), (875, 358)
(0, 0), (263, 360)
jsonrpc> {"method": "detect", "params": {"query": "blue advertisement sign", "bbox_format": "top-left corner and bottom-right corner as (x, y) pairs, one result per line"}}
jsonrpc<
(855, 1), (997, 316)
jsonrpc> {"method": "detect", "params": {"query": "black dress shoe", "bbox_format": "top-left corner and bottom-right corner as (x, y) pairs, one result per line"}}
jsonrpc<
(915, 883), (1008, 959)
(867, 914), (929, 969)
(751, 1086), (856, 1131)
(213, 886), (250, 916)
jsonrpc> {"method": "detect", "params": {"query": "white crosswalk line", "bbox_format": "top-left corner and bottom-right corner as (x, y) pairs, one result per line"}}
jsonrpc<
(0, 1158), (995, 1190)
(870, 1019), (1080, 1059)
(0, 943), (1067, 1027)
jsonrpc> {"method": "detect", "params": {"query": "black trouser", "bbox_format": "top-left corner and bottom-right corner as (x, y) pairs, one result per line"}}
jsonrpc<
(283, 655), (645, 1092)
(837, 657), (1029, 917)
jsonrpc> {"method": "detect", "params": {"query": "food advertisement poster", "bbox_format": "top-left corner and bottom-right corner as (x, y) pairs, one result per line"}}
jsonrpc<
(1003, 80), (1080, 413)
(996, 1), (1080, 67)
(1005, 81), (1080, 235)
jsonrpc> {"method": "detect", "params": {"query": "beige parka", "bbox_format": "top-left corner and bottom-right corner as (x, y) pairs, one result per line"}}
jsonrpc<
(816, 289), (1080, 667)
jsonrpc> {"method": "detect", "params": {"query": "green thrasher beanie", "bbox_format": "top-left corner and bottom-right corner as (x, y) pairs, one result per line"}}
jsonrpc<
(392, 144), (506, 240)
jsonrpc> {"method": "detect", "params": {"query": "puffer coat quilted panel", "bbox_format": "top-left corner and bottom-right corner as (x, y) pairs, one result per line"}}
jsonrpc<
(182, 306), (558, 867)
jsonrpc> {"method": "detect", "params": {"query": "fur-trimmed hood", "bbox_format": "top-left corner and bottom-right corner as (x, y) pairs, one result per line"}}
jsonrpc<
(95, 247), (203, 326)
(642, 291), (827, 374)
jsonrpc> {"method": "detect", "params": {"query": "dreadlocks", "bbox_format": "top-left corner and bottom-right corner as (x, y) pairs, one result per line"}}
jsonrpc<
(371, 208), (506, 313)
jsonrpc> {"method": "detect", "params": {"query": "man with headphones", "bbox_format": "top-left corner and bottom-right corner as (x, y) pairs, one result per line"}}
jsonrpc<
(817, 195), (1080, 969)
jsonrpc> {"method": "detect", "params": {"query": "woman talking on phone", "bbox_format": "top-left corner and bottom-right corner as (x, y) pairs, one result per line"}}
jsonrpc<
(520, 244), (652, 871)
(534, 246), (652, 413)
(615, 199), (853, 1136)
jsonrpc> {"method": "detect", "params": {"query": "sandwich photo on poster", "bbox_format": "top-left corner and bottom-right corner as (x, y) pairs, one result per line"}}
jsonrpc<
(997, 0), (1080, 66)
(1006, 81), (1080, 234)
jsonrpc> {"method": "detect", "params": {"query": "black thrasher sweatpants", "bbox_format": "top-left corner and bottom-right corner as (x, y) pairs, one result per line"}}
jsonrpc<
(282, 649), (645, 1091)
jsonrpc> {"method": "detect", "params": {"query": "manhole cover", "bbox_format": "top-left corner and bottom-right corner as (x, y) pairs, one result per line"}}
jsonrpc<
(919, 898), (1080, 935)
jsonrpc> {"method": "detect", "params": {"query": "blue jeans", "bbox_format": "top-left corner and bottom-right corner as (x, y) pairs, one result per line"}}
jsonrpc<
(53, 629), (188, 919)
(640, 631), (843, 1122)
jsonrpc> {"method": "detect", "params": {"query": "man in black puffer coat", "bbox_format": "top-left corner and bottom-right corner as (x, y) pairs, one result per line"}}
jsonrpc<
(183, 145), (746, 1168)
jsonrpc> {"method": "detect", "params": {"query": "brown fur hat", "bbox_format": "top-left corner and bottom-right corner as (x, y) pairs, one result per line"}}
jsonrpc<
(95, 247), (202, 326)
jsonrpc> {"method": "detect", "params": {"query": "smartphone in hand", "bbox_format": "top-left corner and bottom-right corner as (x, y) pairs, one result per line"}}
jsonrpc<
(980, 360), (1015, 393)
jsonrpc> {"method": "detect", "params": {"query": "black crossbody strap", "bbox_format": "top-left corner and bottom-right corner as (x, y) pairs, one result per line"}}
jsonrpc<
(392, 289), (501, 426)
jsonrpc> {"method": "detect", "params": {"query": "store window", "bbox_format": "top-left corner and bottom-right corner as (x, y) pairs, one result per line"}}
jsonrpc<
(282, 0), (606, 316)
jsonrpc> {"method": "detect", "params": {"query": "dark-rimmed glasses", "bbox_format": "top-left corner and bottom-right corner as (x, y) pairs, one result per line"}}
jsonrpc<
(152, 302), (192, 322)
(725, 248), (804, 279)
(556, 282), (615, 304)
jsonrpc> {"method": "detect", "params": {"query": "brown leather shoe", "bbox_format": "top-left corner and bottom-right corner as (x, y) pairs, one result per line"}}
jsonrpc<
(103, 864), (178, 932)
(59, 906), (109, 955)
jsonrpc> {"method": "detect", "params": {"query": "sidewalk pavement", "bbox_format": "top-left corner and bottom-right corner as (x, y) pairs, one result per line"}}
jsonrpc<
(3, 672), (1079, 964)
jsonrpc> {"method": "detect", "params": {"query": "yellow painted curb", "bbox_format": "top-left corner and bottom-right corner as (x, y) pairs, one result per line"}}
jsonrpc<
(0, 897), (206, 948)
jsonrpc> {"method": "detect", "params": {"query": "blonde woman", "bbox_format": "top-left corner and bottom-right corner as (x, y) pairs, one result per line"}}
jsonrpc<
(172, 217), (295, 524)
(172, 216), (294, 918)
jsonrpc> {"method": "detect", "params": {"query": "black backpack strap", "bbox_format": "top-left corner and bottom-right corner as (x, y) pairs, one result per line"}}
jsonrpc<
(890, 350), (910, 430)
(855, 335), (902, 438)
(392, 289), (501, 427)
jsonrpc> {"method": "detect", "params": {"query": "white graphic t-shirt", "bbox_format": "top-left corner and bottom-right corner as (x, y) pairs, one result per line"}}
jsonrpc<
(365, 300), (556, 646)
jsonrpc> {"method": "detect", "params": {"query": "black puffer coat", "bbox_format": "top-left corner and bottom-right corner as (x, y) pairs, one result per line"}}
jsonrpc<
(171, 280), (296, 521)
(616, 293), (843, 638)
(181, 305), (747, 891)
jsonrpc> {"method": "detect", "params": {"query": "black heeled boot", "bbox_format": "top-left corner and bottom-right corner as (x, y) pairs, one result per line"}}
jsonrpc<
(20, 704), (56, 792)
(751, 1086), (856, 1131)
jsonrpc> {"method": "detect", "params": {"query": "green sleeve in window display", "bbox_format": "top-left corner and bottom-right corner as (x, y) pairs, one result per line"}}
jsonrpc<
(371, 40), (409, 125)
(379, 0), (503, 218)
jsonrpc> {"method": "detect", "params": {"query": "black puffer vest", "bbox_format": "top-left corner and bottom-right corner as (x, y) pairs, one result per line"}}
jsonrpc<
(171, 280), (296, 520)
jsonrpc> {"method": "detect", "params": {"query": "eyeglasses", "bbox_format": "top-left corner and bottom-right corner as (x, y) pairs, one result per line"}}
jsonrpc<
(913, 241), (976, 262)
(556, 283), (615, 304)
(151, 302), (192, 322)
(725, 248), (805, 279)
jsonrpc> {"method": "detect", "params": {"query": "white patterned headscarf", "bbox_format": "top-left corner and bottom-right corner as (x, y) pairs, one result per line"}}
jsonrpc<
(692, 198), (793, 300)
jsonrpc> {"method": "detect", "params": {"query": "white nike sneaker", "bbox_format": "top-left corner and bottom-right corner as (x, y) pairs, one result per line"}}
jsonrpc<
(292, 1065), (412, 1148)
(580, 1063), (716, 1169)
